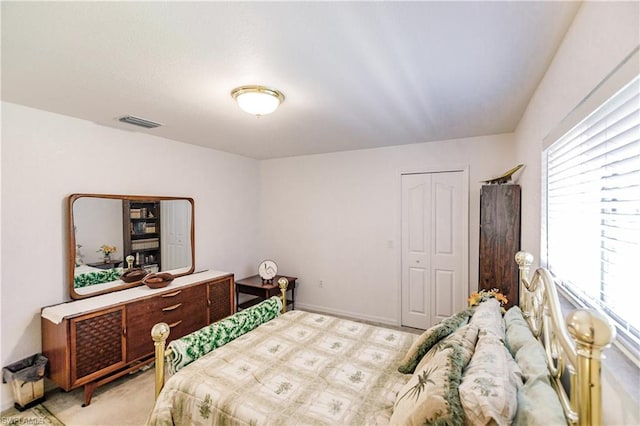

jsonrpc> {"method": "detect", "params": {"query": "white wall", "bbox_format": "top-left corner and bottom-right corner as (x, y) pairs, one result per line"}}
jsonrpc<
(514, 0), (640, 265)
(0, 102), (261, 409)
(513, 1), (639, 423)
(260, 134), (516, 324)
(73, 197), (123, 264)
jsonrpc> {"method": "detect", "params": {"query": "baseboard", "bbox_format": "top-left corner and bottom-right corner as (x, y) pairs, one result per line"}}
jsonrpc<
(294, 302), (399, 327)
(1, 399), (13, 413)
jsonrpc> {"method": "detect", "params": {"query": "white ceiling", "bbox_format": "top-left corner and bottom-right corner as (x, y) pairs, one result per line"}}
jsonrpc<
(1, 1), (580, 160)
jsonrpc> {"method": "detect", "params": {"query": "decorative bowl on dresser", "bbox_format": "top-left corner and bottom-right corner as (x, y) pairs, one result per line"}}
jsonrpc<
(120, 268), (147, 283)
(142, 272), (175, 289)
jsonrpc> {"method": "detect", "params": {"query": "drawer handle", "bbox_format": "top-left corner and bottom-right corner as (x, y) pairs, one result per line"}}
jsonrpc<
(162, 303), (182, 312)
(168, 320), (182, 328)
(161, 290), (182, 298)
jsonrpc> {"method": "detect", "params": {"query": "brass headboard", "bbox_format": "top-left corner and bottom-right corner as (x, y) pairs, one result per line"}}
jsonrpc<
(515, 251), (615, 426)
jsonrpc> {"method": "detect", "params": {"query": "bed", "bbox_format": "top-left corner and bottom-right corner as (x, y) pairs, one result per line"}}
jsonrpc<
(74, 264), (123, 286)
(147, 251), (615, 425)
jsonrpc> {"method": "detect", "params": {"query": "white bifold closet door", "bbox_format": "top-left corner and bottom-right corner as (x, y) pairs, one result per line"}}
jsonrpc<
(161, 200), (192, 271)
(401, 171), (466, 329)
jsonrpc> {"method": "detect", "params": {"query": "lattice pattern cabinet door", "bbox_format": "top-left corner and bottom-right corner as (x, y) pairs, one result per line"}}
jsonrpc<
(208, 276), (235, 323)
(479, 184), (521, 309)
(70, 306), (126, 386)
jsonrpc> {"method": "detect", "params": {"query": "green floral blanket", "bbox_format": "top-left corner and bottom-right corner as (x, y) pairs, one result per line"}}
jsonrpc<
(166, 296), (283, 375)
(148, 310), (416, 425)
(74, 267), (123, 288)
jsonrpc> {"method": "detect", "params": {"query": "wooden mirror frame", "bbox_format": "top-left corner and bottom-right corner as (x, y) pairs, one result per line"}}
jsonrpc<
(67, 193), (195, 299)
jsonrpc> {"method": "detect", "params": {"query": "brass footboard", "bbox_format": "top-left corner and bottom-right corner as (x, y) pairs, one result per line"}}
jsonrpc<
(151, 277), (290, 400)
(151, 323), (172, 399)
(515, 251), (615, 426)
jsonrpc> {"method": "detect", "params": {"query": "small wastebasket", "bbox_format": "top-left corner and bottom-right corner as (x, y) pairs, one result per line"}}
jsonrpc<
(2, 354), (48, 411)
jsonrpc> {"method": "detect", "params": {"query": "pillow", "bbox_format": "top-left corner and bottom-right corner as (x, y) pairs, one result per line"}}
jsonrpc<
(390, 345), (465, 425)
(415, 323), (479, 373)
(166, 296), (282, 374)
(469, 298), (505, 341)
(514, 377), (567, 425)
(514, 340), (550, 384)
(504, 306), (537, 357)
(459, 331), (523, 426)
(397, 308), (473, 374)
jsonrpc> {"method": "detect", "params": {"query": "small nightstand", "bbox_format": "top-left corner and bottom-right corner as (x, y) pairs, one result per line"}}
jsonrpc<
(235, 274), (297, 311)
(86, 260), (123, 270)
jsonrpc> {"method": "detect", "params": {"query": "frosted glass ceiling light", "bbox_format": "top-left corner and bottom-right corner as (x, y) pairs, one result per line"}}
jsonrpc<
(231, 85), (285, 116)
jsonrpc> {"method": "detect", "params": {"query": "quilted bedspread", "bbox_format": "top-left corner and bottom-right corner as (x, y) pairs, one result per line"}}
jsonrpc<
(148, 310), (417, 425)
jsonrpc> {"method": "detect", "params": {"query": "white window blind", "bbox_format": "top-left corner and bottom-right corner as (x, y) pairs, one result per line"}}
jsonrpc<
(543, 75), (640, 354)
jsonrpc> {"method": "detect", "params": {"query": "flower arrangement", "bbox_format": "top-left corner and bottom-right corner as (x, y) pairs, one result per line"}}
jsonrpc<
(468, 288), (508, 308)
(97, 245), (117, 256)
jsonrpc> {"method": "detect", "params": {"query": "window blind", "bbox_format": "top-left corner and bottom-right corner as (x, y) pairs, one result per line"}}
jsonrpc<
(544, 75), (640, 355)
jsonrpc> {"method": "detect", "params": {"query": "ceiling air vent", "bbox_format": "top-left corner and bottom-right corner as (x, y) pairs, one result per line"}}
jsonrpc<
(117, 115), (163, 129)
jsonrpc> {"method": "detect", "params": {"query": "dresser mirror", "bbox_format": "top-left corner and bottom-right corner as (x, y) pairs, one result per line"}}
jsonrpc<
(68, 193), (195, 299)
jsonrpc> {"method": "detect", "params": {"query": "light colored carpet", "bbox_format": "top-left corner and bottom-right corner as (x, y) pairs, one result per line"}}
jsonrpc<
(42, 368), (155, 426)
(1, 403), (64, 425)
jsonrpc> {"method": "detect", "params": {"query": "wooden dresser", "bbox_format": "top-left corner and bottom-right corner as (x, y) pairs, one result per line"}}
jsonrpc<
(41, 270), (234, 406)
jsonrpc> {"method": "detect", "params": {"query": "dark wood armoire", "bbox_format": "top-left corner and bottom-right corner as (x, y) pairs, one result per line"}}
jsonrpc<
(479, 184), (521, 309)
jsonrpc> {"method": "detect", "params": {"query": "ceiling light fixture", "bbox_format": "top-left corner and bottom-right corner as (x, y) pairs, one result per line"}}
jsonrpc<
(231, 85), (285, 116)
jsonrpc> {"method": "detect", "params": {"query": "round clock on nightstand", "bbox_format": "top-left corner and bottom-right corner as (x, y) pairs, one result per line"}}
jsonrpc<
(258, 260), (278, 284)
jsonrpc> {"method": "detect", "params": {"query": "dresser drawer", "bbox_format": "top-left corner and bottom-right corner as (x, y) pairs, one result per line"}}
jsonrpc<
(126, 285), (207, 361)
(134, 286), (200, 314)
